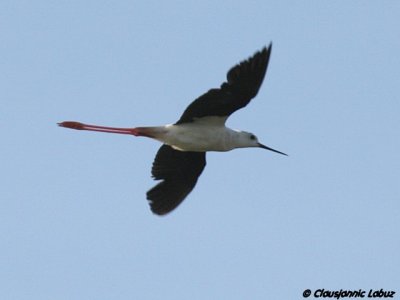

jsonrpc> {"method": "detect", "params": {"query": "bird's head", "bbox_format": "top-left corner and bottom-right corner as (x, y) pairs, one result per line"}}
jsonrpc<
(237, 131), (287, 156)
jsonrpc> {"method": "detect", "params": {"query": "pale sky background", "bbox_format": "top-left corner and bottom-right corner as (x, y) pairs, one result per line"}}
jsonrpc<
(1, 1), (399, 299)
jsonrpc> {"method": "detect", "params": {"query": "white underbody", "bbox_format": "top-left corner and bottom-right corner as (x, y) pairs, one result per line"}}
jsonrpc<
(163, 123), (238, 152)
(147, 116), (251, 152)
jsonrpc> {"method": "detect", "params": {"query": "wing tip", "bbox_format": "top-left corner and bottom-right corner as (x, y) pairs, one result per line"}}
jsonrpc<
(146, 180), (190, 216)
(254, 41), (272, 58)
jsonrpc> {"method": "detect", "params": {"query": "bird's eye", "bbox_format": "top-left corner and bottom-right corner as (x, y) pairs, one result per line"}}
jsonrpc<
(250, 134), (256, 140)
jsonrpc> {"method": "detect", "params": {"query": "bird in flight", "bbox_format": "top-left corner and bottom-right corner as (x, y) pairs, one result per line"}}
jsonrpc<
(59, 43), (287, 215)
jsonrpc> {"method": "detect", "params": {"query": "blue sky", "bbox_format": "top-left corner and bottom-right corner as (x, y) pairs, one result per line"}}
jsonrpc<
(1, 1), (399, 299)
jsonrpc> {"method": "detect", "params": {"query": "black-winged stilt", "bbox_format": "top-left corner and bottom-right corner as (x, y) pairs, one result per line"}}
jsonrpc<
(59, 43), (287, 215)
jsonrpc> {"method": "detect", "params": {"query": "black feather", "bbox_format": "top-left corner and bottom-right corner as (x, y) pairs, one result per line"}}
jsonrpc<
(147, 145), (206, 215)
(176, 44), (272, 124)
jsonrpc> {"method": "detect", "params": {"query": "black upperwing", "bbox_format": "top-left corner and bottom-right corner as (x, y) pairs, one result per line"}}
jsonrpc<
(176, 44), (272, 125)
(147, 145), (206, 215)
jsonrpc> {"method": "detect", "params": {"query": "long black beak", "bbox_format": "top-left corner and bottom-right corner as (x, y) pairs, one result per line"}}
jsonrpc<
(258, 143), (288, 156)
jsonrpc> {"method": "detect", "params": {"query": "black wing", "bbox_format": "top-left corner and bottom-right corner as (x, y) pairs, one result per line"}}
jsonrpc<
(176, 44), (272, 124)
(146, 145), (206, 215)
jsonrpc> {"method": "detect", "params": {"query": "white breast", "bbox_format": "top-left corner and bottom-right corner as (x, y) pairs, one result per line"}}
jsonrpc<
(160, 121), (237, 152)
